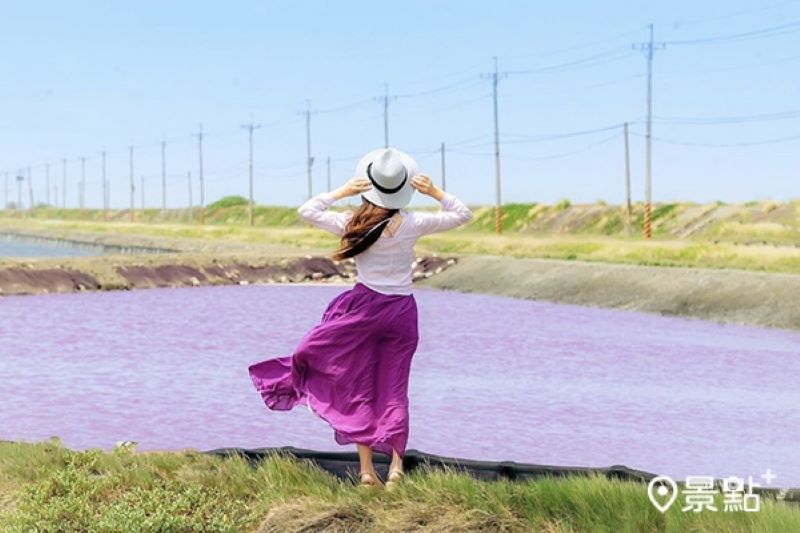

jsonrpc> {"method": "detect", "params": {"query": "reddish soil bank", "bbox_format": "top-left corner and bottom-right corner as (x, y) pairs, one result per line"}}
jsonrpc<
(0, 255), (457, 296)
(0, 267), (102, 294)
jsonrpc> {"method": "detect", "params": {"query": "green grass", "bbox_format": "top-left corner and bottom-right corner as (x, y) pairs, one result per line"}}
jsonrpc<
(2, 199), (798, 242)
(3, 214), (800, 275)
(1, 439), (798, 532)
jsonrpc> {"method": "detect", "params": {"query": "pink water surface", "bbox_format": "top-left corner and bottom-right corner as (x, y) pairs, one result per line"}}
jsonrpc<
(1, 284), (798, 487)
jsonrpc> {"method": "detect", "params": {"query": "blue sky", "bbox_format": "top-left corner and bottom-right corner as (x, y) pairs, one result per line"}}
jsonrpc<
(1, 1), (798, 209)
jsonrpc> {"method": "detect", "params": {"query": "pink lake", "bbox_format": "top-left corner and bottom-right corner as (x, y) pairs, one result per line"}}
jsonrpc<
(1, 283), (798, 487)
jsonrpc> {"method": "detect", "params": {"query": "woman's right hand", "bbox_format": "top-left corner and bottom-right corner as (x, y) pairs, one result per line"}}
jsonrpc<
(334, 176), (372, 199)
(411, 174), (444, 201)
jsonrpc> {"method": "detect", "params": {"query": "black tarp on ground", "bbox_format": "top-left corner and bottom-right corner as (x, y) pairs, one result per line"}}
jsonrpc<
(204, 445), (657, 483)
(201, 446), (800, 503)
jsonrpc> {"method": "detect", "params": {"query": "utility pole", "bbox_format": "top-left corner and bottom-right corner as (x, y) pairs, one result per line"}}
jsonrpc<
(161, 138), (167, 211)
(80, 157), (86, 216)
(633, 24), (665, 239)
(27, 166), (33, 212)
(129, 146), (135, 222)
(326, 156), (331, 192)
(374, 83), (397, 148)
(623, 122), (632, 237)
(298, 100), (316, 200)
(481, 56), (507, 234)
(491, 58), (502, 234)
(16, 171), (24, 214)
(196, 123), (205, 223)
(101, 150), (107, 220)
(45, 163), (50, 206)
(440, 142), (447, 191)
(61, 159), (67, 209)
(141, 175), (145, 210)
(187, 171), (193, 223)
(241, 122), (261, 226)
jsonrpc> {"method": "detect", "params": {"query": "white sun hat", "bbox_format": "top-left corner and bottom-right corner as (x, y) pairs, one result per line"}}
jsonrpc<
(355, 147), (418, 209)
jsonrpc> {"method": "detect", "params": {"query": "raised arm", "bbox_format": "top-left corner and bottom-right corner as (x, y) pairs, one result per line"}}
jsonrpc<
(297, 191), (352, 236)
(409, 173), (473, 236)
(413, 192), (473, 236)
(297, 176), (372, 236)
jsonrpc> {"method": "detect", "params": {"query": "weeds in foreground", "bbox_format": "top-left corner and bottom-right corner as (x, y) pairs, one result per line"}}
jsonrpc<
(1, 439), (798, 532)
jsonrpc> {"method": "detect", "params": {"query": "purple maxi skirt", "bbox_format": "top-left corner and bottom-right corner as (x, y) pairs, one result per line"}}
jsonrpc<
(247, 282), (419, 459)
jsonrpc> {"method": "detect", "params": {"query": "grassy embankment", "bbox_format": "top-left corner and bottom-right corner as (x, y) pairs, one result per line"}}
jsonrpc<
(1, 439), (798, 532)
(2, 196), (799, 274)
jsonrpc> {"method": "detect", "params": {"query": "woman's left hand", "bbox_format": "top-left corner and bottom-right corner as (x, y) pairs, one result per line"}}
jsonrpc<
(411, 174), (444, 201)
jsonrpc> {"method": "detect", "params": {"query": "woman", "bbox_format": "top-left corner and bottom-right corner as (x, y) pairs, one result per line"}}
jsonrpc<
(247, 147), (473, 490)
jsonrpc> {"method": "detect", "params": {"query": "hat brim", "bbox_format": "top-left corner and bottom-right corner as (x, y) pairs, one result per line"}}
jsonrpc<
(355, 148), (418, 209)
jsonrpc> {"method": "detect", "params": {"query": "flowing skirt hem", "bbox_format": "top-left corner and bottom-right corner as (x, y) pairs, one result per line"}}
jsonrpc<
(248, 362), (406, 460)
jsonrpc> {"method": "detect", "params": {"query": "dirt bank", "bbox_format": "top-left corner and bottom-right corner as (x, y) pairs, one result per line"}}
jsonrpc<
(0, 253), (457, 296)
(416, 255), (800, 331)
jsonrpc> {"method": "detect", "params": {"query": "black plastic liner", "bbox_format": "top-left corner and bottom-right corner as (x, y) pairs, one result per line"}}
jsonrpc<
(202, 445), (800, 503)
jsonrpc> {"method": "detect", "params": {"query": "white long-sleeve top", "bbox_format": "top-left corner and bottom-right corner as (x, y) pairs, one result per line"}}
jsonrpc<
(297, 190), (474, 295)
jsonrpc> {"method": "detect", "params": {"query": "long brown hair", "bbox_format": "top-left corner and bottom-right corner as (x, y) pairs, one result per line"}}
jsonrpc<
(332, 198), (398, 261)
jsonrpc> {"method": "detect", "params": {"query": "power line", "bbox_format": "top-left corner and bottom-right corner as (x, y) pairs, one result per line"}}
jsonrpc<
(501, 123), (628, 143)
(500, 132), (623, 162)
(5, 15), (800, 212)
(443, 124), (630, 152)
(502, 27), (648, 62)
(663, 20), (800, 45)
(451, 131), (622, 159)
(376, 78), (485, 145)
(652, 109), (800, 124)
(669, 0), (800, 27)
(311, 98), (374, 115)
(640, 132), (800, 147)
(394, 75), (482, 99)
(505, 48), (632, 76)
(521, 71), (647, 97)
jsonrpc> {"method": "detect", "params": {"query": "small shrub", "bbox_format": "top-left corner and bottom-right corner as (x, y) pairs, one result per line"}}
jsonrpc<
(207, 195), (249, 211)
